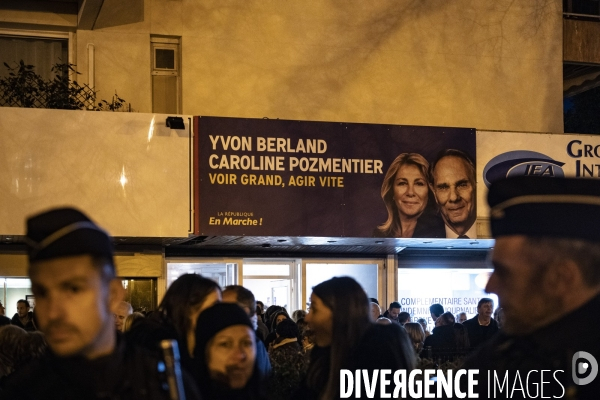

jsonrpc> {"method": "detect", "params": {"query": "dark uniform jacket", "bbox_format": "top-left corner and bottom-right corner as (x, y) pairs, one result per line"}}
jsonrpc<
(462, 315), (499, 350)
(10, 312), (35, 331)
(0, 334), (201, 400)
(422, 323), (470, 361)
(462, 293), (600, 399)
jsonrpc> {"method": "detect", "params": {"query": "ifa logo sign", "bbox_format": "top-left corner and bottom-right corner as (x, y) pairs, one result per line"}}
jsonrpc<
(483, 151), (565, 188)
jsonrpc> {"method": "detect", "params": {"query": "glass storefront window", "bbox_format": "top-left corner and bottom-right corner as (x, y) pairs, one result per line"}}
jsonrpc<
(166, 262), (237, 289)
(243, 278), (291, 311)
(242, 260), (297, 315)
(0, 277), (33, 318)
(243, 264), (290, 276)
(397, 268), (498, 332)
(120, 278), (157, 312)
(305, 263), (378, 309)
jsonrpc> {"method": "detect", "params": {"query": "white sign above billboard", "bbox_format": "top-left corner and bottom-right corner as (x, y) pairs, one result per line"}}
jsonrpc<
(476, 131), (600, 218)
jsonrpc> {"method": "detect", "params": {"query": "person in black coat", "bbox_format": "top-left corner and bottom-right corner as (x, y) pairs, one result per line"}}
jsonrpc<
(10, 300), (36, 332)
(267, 319), (307, 400)
(461, 177), (600, 398)
(461, 298), (499, 350)
(422, 312), (470, 362)
(0, 302), (10, 327)
(298, 277), (415, 399)
(1, 207), (201, 399)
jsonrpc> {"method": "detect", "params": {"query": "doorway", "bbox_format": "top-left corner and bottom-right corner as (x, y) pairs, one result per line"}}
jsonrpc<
(242, 259), (300, 315)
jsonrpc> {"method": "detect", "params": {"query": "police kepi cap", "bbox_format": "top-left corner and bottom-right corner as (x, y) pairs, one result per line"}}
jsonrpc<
(25, 207), (114, 264)
(488, 176), (600, 241)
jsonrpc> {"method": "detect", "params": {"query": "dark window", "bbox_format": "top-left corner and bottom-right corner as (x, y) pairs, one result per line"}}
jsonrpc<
(155, 49), (175, 70)
(121, 278), (157, 312)
(0, 36), (68, 80)
(564, 0), (600, 16)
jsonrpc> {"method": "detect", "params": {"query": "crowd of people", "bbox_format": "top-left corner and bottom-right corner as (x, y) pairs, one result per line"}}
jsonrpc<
(0, 176), (599, 399)
(0, 273), (503, 399)
(370, 298), (502, 363)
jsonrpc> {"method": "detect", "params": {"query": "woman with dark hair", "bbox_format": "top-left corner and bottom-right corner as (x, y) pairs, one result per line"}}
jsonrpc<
(265, 305), (284, 326)
(374, 153), (445, 238)
(127, 273), (221, 370)
(422, 312), (470, 361)
(299, 277), (415, 399)
(193, 303), (265, 400)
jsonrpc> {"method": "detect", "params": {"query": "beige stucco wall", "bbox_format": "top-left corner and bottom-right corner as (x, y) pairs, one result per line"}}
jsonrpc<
(68, 0), (563, 133)
(0, 108), (192, 237)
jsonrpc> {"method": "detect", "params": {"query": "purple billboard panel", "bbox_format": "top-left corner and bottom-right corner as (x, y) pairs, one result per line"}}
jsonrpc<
(196, 117), (475, 238)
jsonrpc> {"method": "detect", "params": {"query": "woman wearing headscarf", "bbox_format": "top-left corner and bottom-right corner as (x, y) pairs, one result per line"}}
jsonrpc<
(193, 303), (266, 400)
(267, 319), (308, 400)
(298, 277), (415, 399)
(264, 309), (290, 350)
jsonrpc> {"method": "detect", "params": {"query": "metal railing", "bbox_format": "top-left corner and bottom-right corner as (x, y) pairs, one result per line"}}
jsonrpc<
(0, 81), (97, 110)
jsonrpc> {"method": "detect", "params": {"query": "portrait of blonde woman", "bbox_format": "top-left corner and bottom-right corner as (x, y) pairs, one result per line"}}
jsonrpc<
(374, 153), (445, 238)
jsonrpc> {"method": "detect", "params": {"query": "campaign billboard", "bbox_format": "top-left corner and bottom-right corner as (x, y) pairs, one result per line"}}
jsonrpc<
(477, 131), (600, 217)
(196, 117), (475, 237)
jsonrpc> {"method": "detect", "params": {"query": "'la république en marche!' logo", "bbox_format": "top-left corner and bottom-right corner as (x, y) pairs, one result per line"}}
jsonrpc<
(338, 352), (598, 398)
(483, 150), (565, 188)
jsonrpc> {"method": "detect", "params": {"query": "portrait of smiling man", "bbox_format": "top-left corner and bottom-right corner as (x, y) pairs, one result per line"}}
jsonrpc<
(430, 149), (477, 238)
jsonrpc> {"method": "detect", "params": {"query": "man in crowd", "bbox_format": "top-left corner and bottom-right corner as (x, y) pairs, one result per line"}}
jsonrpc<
(114, 301), (133, 332)
(256, 300), (266, 322)
(398, 311), (411, 326)
(462, 298), (498, 349)
(430, 149), (477, 238)
(11, 299), (36, 331)
(2, 207), (199, 399)
(456, 312), (468, 324)
(222, 285), (271, 379)
(0, 301), (9, 326)
(369, 302), (382, 321)
(429, 303), (444, 325)
(382, 301), (401, 323)
(463, 176), (600, 398)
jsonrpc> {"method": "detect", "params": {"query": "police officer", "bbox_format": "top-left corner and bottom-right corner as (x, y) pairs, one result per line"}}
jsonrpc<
(1, 207), (200, 399)
(463, 176), (600, 399)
